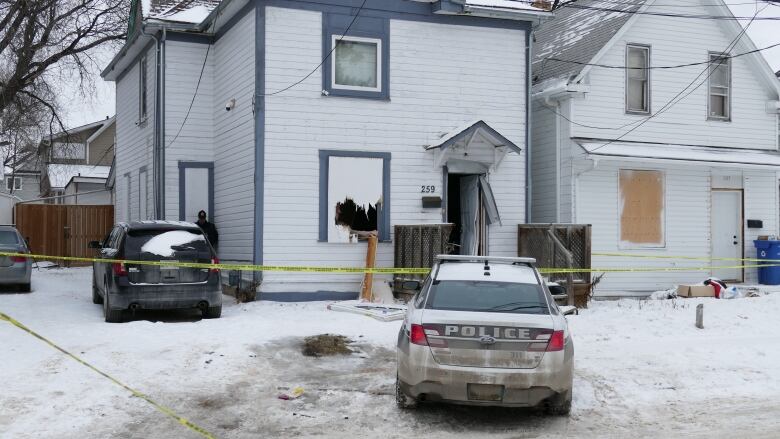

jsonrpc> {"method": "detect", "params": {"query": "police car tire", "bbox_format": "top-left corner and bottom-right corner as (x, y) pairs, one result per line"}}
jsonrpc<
(546, 391), (572, 416)
(395, 376), (417, 409)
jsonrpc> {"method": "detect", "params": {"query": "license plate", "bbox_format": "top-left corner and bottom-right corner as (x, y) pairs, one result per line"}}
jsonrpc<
(467, 384), (504, 401)
(160, 260), (179, 271)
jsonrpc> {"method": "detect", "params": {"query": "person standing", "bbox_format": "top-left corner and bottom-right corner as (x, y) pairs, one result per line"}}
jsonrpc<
(196, 210), (219, 249)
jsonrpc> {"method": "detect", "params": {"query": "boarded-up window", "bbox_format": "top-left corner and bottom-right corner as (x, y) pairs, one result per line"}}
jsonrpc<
(619, 170), (664, 247)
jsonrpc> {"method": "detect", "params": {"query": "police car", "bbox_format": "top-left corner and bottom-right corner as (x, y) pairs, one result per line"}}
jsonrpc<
(395, 255), (574, 414)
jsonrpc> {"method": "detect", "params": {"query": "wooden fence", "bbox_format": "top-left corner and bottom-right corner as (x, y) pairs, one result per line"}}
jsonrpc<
(14, 204), (114, 266)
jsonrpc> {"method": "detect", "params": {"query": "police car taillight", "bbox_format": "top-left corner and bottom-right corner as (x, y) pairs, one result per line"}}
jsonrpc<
(410, 324), (448, 347)
(546, 330), (565, 352)
(410, 324), (427, 345)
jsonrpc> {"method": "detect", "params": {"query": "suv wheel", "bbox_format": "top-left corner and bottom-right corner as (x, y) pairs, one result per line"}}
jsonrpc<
(545, 390), (572, 416)
(202, 305), (222, 319)
(92, 277), (103, 304)
(103, 290), (123, 323)
(395, 376), (417, 409)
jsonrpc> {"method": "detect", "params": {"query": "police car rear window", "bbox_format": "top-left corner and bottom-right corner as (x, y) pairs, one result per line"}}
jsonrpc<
(425, 280), (549, 315)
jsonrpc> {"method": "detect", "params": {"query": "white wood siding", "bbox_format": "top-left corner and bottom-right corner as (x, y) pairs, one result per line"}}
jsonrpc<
(263, 6), (526, 292)
(559, 101), (574, 222)
(575, 161), (779, 292)
(114, 44), (156, 222)
(743, 171), (779, 283)
(530, 100), (558, 222)
(164, 40), (215, 221)
(212, 12), (256, 262)
(571, 2), (778, 149)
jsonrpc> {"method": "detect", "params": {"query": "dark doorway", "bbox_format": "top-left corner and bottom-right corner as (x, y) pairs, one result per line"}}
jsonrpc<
(447, 173), (482, 255)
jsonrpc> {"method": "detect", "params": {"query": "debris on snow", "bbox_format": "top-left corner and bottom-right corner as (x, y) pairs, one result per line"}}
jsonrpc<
(301, 334), (353, 357)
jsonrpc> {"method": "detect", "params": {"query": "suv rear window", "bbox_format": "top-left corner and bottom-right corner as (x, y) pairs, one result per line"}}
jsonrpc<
(425, 280), (549, 315)
(0, 230), (19, 245)
(124, 229), (211, 260)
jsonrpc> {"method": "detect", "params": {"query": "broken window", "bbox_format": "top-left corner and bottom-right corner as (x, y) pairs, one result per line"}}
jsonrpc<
(619, 169), (664, 248)
(323, 154), (388, 243)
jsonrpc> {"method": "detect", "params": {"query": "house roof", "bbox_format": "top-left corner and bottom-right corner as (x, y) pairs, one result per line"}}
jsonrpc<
(141, 0), (220, 24)
(576, 139), (780, 169)
(532, 0), (644, 85)
(46, 164), (111, 189)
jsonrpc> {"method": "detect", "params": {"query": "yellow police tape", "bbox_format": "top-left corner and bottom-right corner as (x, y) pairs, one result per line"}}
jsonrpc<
(3, 251), (780, 275)
(593, 251), (780, 263)
(0, 311), (216, 439)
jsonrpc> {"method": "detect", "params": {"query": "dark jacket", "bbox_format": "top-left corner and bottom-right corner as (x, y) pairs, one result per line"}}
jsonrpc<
(197, 220), (219, 247)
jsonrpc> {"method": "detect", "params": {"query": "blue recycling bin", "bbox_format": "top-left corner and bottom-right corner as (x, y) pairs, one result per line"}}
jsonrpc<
(753, 240), (780, 285)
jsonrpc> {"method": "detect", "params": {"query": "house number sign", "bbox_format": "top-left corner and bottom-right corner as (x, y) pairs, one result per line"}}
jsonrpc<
(421, 185), (436, 193)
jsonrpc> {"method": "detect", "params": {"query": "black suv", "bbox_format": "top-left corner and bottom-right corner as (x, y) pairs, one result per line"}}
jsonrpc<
(89, 221), (222, 323)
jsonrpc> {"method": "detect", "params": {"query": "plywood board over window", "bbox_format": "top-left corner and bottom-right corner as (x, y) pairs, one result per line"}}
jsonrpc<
(619, 169), (665, 248)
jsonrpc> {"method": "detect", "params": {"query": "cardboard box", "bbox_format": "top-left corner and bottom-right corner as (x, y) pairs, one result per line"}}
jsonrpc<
(676, 285), (716, 298)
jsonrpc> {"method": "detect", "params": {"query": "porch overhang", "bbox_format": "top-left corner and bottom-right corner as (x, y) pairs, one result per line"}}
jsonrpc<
(576, 139), (780, 170)
(426, 120), (521, 173)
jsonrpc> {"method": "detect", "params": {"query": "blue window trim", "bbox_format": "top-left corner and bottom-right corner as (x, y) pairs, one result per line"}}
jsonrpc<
(322, 12), (390, 100)
(319, 150), (391, 242)
(178, 161), (215, 222)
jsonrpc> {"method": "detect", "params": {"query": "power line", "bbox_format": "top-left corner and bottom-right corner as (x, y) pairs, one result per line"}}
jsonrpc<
(257, 0), (368, 97)
(558, 1), (780, 19)
(543, 41), (780, 71)
(165, 7), (222, 149)
(585, 3), (768, 154)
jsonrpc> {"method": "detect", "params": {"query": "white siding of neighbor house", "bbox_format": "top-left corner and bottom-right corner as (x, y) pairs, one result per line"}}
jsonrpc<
(263, 6), (527, 292)
(114, 44), (156, 223)
(571, 2), (779, 149)
(573, 159), (779, 292)
(1, 174), (40, 202)
(164, 40), (215, 222)
(530, 100), (557, 222)
(559, 101), (575, 223)
(212, 12), (256, 262)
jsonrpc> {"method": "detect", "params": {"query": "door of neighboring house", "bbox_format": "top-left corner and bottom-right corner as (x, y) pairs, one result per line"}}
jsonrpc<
(179, 162), (214, 223)
(711, 189), (743, 281)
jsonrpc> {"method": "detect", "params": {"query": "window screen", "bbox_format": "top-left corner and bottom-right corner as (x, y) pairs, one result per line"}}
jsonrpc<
(708, 53), (730, 120)
(626, 45), (650, 114)
(619, 170), (665, 247)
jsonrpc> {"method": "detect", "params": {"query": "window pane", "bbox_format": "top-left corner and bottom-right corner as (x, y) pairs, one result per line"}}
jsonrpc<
(627, 79), (647, 111)
(334, 40), (378, 88)
(710, 61), (729, 88)
(710, 94), (728, 118)
(627, 47), (647, 80)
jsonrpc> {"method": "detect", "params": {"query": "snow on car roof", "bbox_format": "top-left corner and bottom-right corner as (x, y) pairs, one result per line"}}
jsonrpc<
(435, 261), (539, 284)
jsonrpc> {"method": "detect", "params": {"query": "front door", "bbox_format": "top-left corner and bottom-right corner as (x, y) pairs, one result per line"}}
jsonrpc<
(711, 190), (743, 281)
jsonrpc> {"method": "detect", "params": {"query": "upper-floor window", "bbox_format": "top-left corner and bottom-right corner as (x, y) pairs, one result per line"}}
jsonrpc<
(708, 52), (731, 121)
(333, 35), (382, 92)
(5, 176), (22, 191)
(626, 44), (650, 114)
(139, 55), (148, 121)
(322, 13), (389, 100)
(52, 142), (86, 160)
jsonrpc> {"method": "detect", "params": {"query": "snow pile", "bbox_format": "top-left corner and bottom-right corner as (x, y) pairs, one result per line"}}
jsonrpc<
(140, 230), (205, 257)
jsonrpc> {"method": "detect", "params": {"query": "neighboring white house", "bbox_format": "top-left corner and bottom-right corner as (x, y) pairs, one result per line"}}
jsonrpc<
(101, 0), (551, 298)
(530, 0), (780, 293)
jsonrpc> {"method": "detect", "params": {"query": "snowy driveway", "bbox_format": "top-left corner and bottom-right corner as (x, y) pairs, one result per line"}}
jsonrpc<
(2, 268), (780, 438)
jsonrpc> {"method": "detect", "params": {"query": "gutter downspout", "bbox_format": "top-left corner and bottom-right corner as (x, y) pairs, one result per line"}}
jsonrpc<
(525, 26), (532, 224)
(160, 28), (167, 219)
(140, 24), (163, 220)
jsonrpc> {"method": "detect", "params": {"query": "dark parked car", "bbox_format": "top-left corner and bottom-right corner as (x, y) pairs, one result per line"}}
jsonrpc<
(0, 225), (32, 292)
(90, 221), (222, 323)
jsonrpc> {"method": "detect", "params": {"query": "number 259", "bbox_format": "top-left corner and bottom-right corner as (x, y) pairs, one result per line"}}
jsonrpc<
(421, 185), (436, 193)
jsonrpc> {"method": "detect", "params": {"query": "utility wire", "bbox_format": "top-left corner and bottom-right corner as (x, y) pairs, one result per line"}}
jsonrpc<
(257, 0), (369, 97)
(558, 2), (780, 20)
(585, 3), (768, 154)
(165, 7), (222, 149)
(543, 41), (780, 70)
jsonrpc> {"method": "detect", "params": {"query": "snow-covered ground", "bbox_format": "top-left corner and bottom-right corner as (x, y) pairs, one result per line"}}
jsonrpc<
(2, 268), (780, 438)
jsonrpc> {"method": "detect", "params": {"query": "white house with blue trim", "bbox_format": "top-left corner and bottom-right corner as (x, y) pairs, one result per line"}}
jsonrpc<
(102, 0), (551, 298)
(530, 0), (780, 294)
